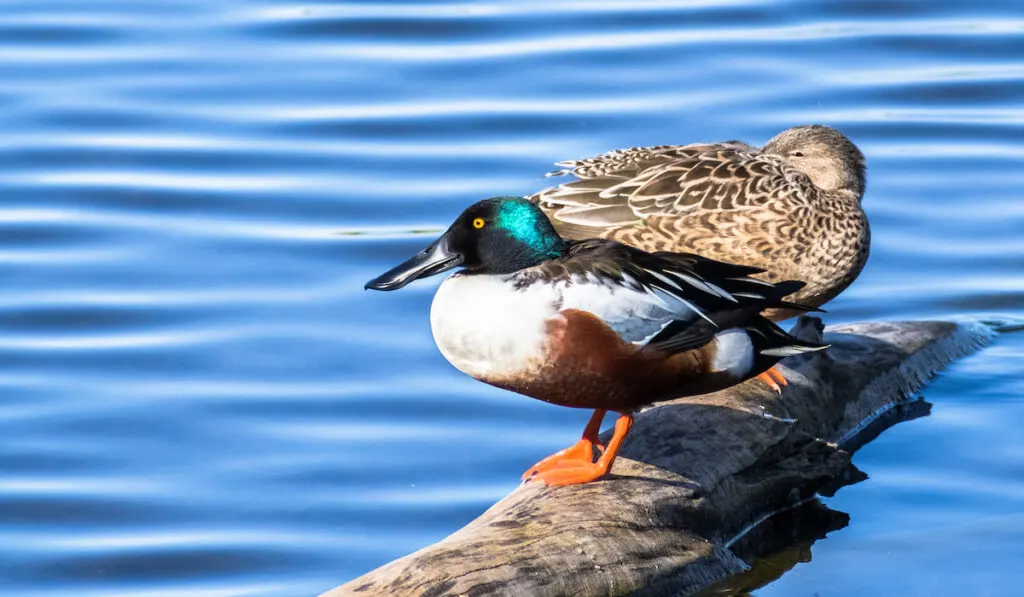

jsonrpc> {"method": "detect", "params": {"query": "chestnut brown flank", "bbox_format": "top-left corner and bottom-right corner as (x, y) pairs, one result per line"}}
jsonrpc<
(493, 309), (744, 411)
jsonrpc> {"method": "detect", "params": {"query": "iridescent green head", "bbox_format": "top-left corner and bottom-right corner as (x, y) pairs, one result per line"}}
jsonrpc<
(442, 197), (567, 273)
(365, 197), (567, 290)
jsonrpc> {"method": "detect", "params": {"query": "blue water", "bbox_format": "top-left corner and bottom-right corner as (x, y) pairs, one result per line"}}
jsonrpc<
(1, 1), (1023, 595)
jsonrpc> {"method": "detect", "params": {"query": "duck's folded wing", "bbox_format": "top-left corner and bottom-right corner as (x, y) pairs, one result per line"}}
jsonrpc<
(531, 145), (800, 230)
(643, 307), (759, 354)
(651, 251), (765, 279)
(538, 249), (701, 345)
(540, 239), (811, 348)
(533, 145), (693, 228)
(556, 268), (740, 349)
(558, 283), (678, 345)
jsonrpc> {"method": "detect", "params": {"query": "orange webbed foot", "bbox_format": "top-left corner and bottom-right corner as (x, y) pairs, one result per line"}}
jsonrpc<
(527, 413), (633, 487)
(520, 437), (600, 481)
(522, 409), (607, 481)
(756, 365), (788, 394)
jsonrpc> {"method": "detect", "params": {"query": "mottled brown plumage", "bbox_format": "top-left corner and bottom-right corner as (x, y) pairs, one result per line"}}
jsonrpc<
(529, 125), (870, 320)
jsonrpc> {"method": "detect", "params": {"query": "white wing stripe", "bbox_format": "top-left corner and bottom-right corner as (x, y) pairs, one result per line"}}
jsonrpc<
(727, 276), (774, 287)
(651, 288), (715, 325)
(646, 269), (684, 291)
(666, 270), (738, 302)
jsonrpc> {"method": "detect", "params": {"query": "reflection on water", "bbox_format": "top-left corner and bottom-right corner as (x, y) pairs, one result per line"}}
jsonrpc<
(1, 0), (1023, 595)
(701, 500), (851, 597)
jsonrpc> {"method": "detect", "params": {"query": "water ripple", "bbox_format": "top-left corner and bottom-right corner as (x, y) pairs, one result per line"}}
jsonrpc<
(1, 0), (1023, 595)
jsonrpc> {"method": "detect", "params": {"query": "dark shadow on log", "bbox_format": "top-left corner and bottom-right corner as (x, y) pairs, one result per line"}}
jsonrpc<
(326, 319), (994, 597)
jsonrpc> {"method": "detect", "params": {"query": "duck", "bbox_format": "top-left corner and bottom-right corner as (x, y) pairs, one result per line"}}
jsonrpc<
(529, 125), (867, 391)
(365, 197), (827, 486)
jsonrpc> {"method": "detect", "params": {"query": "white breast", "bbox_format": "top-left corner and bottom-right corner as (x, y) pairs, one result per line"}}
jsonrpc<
(429, 273), (560, 381)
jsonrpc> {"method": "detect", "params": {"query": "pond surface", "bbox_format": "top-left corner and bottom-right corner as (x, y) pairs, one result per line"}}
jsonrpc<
(1, 1), (1022, 595)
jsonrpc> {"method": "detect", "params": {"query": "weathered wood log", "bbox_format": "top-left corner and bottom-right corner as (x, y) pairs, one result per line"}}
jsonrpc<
(326, 319), (993, 597)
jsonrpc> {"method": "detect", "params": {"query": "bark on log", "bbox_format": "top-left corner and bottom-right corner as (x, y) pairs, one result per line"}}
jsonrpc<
(326, 318), (994, 597)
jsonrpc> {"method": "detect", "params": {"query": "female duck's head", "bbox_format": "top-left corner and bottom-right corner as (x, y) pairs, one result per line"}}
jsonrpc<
(366, 197), (567, 291)
(763, 125), (866, 196)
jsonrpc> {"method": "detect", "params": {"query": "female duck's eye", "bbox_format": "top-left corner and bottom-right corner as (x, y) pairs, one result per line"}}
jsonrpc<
(472, 217), (485, 229)
(791, 151), (804, 157)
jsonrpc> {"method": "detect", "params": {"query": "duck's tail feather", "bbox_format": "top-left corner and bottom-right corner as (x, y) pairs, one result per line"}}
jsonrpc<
(775, 300), (826, 314)
(760, 344), (829, 356)
(747, 317), (830, 356)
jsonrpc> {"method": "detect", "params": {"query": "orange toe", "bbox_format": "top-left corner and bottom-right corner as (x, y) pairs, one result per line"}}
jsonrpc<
(520, 438), (597, 481)
(531, 461), (608, 486)
(756, 366), (788, 393)
(768, 366), (788, 386)
(522, 409), (608, 481)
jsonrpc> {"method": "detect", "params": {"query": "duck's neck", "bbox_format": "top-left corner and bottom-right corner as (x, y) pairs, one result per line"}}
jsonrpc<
(484, 235), (567, 275)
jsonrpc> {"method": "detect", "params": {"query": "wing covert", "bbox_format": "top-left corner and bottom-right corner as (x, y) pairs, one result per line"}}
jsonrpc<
(531, 145), (810, 230)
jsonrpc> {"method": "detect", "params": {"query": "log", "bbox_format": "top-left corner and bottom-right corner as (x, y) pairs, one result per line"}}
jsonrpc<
(326, 318), (994, 597)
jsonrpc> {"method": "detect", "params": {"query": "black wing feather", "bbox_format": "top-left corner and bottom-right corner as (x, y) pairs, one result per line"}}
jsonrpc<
(646, 307), (760, 354)
(652, 251), (765, 278)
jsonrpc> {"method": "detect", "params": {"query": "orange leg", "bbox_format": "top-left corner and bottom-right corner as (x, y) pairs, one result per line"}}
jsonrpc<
(756, 365), (788, 394)
(521, 409), (606, 481)
(529, 413), (634, 486)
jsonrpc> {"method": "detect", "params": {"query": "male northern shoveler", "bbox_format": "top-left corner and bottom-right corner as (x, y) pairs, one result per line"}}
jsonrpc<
(528, 125), (868, 391)
(365, 197), (827, 486)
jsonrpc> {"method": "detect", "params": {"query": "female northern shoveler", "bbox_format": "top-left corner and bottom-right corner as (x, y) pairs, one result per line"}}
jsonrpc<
(530, 125), (868, 317)
(529, 125), (867, 391)
(365, 197), (827, 486)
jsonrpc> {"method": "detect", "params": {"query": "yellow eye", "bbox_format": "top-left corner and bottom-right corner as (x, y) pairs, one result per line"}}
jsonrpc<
(472, 217), (485, 229)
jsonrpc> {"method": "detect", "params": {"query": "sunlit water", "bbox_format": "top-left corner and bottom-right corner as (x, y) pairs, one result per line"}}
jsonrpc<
(1, 1), (1022, 595)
